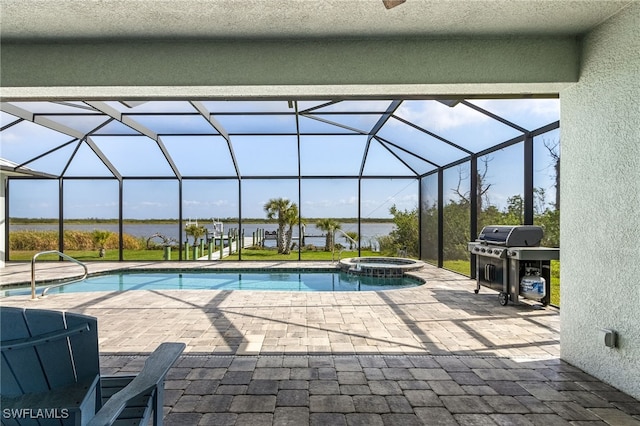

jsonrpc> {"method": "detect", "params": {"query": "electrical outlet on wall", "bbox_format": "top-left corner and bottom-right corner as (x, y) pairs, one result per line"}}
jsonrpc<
(601, 329), (618, 348)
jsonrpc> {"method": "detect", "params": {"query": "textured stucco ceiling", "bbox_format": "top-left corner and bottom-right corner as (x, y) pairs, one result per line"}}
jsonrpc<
(0, 0), (633, 41)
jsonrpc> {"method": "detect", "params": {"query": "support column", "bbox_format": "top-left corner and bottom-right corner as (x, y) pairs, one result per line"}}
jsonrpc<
(178, 180), (183, 261)
(1, 176), (7, 267)
(437, 168), (444, 268)
(524, 133), (534, 225)
(470, 155), (478, 278)
(118, 180), (124, 261)
(418, 178), (422, 260)
(58, 179), (64, 255)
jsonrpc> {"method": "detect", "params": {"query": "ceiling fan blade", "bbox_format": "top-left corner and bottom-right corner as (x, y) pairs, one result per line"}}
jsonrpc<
(383, 0), (406, 9)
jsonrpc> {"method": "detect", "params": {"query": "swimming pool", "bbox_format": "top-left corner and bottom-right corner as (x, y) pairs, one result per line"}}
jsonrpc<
(2, 269), (423, 297)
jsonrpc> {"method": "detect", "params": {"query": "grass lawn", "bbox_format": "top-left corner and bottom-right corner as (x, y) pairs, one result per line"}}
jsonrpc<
(11, 248), (383, 262)
(550, 260), (560, 307)
(443, 259), (472, 276)
(10, 250), (169, 261)
(224, 249), (381, 261)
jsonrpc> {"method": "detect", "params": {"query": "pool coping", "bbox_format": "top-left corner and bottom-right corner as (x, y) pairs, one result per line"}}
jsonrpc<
(3, 268), (426, 297)
(1, 260), (430, 290)
(338, 256), (426, 277)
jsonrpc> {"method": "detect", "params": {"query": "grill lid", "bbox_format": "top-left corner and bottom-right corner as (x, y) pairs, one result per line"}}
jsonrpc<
(477, 225), (543, 247)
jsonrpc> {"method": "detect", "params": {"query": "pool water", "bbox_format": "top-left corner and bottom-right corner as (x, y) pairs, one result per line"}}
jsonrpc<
(3, 270), (422, 296)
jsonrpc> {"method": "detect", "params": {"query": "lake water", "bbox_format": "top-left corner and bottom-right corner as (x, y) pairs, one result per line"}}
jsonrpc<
(11, 222), (395, 247)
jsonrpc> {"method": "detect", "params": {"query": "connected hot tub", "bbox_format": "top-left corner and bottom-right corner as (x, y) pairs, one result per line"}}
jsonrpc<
(338, 257), (425, 278)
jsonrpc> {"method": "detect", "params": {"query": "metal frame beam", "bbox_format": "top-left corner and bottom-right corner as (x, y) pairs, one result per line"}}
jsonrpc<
(461, 100), (529, 134)
(298, 113), (369, 135)
(374, 138), (420, 177)
(190, 101), (241, 179)
(295, 101), (302, 261)
(359, 100), (402, 177)
(523, 132), (534, 225)
(470, 155), (478, 278)
(391, 115), (473, 156)
(85, 137), (123, 181)
(85, 101), (183, 180)
(437, 168), (444, 268)
(2, 99), (560, 267)
(1, 103), (93, 139)
(375, 135), (441, 170)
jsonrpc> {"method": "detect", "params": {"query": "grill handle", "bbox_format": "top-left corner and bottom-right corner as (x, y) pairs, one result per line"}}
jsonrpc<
(484, 264), (495, 282)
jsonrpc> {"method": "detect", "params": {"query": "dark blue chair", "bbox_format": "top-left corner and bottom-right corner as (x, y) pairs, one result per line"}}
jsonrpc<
(1, 307), (184, 425)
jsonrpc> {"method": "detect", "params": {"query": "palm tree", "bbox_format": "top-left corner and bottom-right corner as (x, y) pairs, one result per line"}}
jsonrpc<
(91, 229), (111, 258)
(316, 218), (342, 251)
(264, 198), (298, 254)
(185, 224), (207, 259)
(185, 224), (206, 246)
(282, 203), (299, 254)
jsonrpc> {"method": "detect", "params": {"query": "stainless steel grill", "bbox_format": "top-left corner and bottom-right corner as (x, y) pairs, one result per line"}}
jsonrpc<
(468, 225), (559, 306)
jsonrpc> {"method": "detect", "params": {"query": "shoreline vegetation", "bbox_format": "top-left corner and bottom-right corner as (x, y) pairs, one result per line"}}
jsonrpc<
(9, 217), (395, 225)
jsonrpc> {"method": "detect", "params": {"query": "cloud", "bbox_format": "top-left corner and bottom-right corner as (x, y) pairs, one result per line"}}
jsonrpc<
(473, 99), (560, 121)
(139, 201), (165, 207)
(394, 101), (490, 132)
(30, 201), (53, 209)
(392, 99), (559, 136)
(183, 199), (233, 208)
(303, 196), (358, 209)
(67, 201), (118, 210)
(2, 121), (66, 145)
(361, 193), (418, 217)
(0, 130), (21, 143)
(123, 201), (166, 211)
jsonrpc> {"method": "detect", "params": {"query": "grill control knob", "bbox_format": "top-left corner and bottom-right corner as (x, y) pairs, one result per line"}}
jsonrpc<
(481, 248), (486, 253)
(487, 249), (493, 254)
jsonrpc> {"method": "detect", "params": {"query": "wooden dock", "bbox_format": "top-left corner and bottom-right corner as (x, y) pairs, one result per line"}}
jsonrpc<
(197, 237), (254, 260)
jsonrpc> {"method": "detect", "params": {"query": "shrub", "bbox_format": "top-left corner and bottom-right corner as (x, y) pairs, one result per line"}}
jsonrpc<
(9, 230), (58, 251)
(120, 234), (145, 250)
(377, 234), (399, 256)
(9, 229), (145, 251)
(64, 230), (95, 250)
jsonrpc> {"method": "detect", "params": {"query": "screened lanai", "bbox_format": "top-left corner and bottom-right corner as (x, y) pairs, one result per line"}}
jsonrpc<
(1, 98), (560, 278)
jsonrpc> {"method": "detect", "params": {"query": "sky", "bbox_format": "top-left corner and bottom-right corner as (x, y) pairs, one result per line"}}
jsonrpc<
(1, 99), (560, 220)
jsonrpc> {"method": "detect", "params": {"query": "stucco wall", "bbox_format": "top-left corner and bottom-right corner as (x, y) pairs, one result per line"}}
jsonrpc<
(560, 4), (640, 399)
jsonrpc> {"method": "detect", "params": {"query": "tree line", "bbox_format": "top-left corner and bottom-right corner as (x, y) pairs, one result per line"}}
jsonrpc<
(423, 139), (561, 261)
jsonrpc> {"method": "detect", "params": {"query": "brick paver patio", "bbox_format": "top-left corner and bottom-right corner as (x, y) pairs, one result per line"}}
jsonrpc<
(1, 261), (638, 425)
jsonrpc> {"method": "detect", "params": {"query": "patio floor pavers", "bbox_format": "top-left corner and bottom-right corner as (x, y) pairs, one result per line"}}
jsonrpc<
(1, 261), (639, 425)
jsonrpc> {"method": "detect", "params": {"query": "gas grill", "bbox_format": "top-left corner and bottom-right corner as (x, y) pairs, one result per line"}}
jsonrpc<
(468, 225), (559, 306)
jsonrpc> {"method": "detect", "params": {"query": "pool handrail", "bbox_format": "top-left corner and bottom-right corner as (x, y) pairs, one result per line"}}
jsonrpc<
(31, 250), (88, 299)
(333, 229), (359, 262)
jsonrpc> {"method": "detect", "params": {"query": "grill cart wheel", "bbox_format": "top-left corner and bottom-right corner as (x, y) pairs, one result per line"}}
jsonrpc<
(474, 289), (479, 294)
(498, 292), (509, 306)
